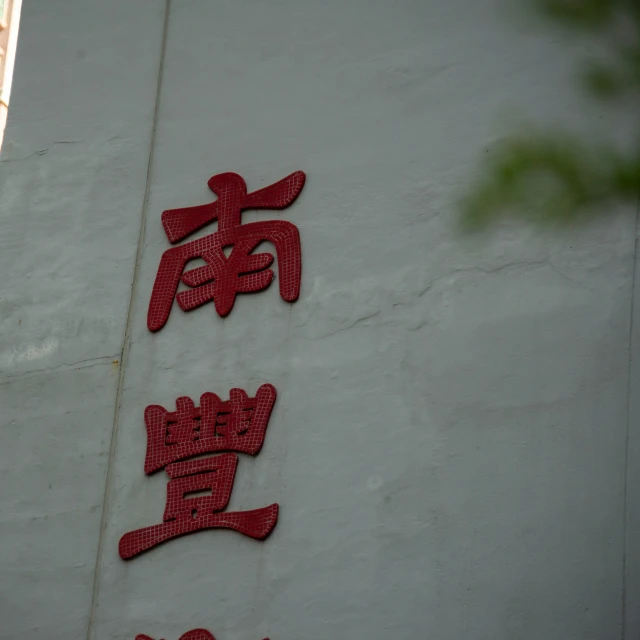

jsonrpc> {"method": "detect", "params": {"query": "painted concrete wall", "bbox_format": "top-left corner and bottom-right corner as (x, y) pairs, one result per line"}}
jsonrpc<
(1, 1), (638, 639)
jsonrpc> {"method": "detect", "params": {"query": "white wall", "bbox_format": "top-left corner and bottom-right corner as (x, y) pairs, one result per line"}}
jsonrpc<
(1, 1), (638, 639)
(0, 1), (166, 637)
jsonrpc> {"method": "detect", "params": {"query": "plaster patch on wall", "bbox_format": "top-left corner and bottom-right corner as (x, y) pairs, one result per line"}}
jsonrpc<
(0, 335), (59, 366)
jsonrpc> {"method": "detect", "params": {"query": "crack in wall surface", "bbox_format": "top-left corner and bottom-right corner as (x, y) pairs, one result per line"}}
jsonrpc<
(84, 2), (172, 638)
(0, 139), (84, 162)
(622, 195), (640, 640)
(0, 354), (119, 385)
(303, 259), (555, 340)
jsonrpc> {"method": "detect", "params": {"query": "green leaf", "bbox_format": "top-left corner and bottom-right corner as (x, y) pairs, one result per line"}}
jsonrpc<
(534, 0), (615, 29)
(458, 131), (638, 231)
(583, 62), (623, 97)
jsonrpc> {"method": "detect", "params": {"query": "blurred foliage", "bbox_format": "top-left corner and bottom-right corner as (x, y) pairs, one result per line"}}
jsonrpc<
(460, 0), (640, 230)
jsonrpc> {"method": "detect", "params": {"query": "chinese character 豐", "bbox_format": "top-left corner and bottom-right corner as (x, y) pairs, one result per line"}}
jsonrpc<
(147, 171), (306, 332)
(119, 384), (279, 560)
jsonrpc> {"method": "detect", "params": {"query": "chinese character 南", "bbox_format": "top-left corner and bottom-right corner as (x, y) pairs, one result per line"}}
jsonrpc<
(147, 170), (306, 332)
(136, 631), (269, 640)
(119, 384), (279, 560)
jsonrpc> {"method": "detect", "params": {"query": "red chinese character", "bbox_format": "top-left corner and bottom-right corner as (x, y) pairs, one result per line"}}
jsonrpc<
(136, 631), (269, 640)
(148, 170), (306, 332)
(119, 384), (279, 560)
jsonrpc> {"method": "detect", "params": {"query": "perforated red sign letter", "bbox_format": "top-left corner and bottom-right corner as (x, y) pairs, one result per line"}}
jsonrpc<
(148, 171), (305, 331)
(119, 384), (279, 560)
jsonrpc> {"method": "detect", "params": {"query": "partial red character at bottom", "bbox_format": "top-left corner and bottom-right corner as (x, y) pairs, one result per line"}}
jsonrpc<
(119, 453), (278, 559)
(136, 631), (269, 640)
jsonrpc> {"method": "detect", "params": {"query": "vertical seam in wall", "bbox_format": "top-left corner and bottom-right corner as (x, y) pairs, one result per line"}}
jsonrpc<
(85, 1), (171, 638)
(623, 195), (640, 640)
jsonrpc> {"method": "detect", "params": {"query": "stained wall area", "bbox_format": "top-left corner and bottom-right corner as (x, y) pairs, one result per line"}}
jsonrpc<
(0, 1), (638, 639)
